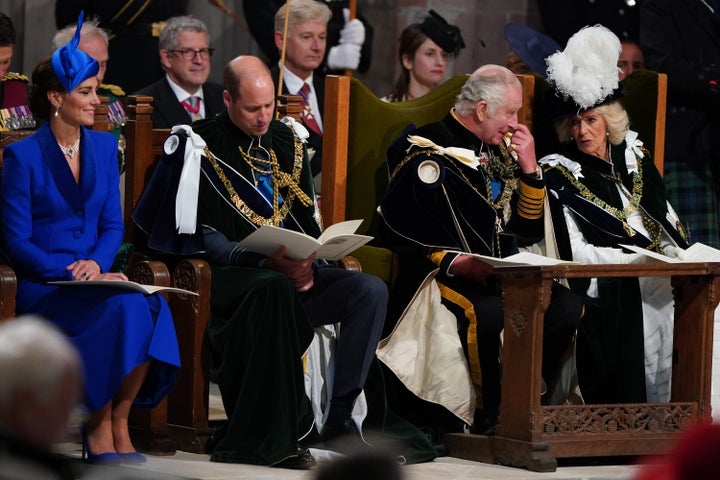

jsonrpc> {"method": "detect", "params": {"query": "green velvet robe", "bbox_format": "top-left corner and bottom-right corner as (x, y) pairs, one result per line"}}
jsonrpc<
(542, 140), (688, 404)
(193, 113), (318, 465)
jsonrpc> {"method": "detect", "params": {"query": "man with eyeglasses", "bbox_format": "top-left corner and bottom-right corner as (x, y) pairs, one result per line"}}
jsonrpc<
(134, 15), (224, 129)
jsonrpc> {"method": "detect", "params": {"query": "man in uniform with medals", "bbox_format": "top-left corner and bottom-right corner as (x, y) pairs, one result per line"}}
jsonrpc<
(0, 12), (34, 131)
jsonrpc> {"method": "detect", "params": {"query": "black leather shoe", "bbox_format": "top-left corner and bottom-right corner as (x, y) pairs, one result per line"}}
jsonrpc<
(321, 419), (370, 454)
(271, 448), (316, 470)
(470, 410), (498, 436)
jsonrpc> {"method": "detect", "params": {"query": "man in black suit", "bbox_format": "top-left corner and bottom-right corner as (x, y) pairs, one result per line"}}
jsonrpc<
(134, 15), (224, 129)
(55, 0), (188, 93)
(270, 0), (344, 192)
(243, 0), (372, 76)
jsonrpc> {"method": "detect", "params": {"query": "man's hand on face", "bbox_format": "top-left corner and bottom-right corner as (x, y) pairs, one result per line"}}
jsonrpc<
(264, 246), (316, 292)
(506, 123), (538, 174)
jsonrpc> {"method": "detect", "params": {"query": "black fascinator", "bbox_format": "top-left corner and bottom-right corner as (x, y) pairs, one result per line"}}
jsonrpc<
(420, 10), (466, 57)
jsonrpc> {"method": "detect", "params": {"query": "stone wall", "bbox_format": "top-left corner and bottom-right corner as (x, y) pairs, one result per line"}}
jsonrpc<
(4, 0), (544, 98)
(353, 0), (542, 96)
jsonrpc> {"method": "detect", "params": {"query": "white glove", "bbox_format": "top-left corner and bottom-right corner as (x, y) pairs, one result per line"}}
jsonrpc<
(338, 8), (365, 45)
(327, 43), (362, 70)
(663, 244), (687, 260)
(623, 253), (649, 265)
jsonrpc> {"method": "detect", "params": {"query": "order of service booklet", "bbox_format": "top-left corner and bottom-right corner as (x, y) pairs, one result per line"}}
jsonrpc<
(620, 242), (720, 263)
(48, 280), (198, 296)
(238, 219), (373, 261)
(471, 251), (581, 268)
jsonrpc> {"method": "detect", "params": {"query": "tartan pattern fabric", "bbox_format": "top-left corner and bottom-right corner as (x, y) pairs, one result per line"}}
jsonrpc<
(664, 159), (720, 248)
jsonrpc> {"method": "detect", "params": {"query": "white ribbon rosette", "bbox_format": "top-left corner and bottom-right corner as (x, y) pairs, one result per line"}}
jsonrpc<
(407, 135), (481, 170)
(624, 129), (644, 174)
(166, 124), (205, 234)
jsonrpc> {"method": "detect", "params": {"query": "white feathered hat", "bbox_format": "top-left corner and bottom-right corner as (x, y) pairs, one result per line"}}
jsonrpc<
(545, 24), (622, 111)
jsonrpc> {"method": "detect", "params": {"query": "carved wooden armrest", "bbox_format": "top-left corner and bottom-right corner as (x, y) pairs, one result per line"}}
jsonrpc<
(0, 264), (16, 320)
(127, 259), (171, 287)
(338, 255), (362, 272)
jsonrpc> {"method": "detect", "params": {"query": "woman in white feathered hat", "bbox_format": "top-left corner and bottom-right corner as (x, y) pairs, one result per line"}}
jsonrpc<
(537, 25), (690, 405)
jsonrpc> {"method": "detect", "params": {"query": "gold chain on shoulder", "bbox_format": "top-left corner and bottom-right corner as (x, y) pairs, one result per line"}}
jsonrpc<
(483, 143), (518, 210)
(204, 147), (275, 226)
(556, 154), (644, 237)
(202, 131), (311, 227)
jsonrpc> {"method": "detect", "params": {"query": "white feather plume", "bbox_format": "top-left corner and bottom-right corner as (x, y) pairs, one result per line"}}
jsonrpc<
(545, 25), (621, 110)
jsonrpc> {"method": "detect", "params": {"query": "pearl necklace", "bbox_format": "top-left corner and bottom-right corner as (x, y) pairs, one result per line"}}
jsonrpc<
(58, 137), (80, 158)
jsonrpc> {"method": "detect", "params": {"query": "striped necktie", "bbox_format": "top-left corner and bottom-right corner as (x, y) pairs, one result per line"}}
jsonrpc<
(298, 83), (322, 136)
(182, 96), (202, 121)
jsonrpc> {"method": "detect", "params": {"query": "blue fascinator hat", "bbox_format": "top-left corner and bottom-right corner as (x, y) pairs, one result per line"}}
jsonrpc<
(51, 11), (99, 92)
(503, 23), (560, 78)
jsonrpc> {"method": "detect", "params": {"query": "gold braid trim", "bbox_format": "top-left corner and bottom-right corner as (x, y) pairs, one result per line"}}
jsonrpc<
(517, 181), (545, 219)
(429, 250), (449, 267)
(126, 0), (152, 25)
(202, 131), (311, 227)
(203, 147), (275, 226)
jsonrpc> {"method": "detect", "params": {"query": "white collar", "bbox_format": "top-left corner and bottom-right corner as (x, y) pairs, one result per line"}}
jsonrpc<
(280, 66), (314, 96)
(166, 74), (204, 102)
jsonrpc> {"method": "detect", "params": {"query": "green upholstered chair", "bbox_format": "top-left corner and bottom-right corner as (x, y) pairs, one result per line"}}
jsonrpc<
(320, 74), (537, 283)
(620, 69), (667, 174)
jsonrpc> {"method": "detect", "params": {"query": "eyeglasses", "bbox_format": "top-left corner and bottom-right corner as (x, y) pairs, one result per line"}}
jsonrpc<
(168, 48), (215, 60)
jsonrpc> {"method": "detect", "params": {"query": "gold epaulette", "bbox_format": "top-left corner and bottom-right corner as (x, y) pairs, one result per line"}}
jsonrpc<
(2, 72), (28, 82)
(99, 83), (126, 97)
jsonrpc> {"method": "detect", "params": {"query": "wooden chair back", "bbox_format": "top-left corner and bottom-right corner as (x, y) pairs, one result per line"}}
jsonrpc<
(122, 95), (211, 453)
(123, 96), (171, 244)
(621, 70), (667, 174)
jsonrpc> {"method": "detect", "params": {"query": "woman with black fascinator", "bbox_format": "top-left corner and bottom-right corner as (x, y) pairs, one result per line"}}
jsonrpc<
(383, 10), (465, 103)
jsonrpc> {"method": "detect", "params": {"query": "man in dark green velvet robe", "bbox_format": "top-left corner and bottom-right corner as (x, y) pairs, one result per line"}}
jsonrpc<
(183, 56), (386, 468)
(379, 65), (583, 436)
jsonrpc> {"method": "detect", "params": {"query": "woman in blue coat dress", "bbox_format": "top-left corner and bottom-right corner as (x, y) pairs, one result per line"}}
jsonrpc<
(0, 14), (179, 463)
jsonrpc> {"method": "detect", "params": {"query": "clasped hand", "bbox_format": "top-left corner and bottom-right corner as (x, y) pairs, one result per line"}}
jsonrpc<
(67, 259), (128, 281)
(264, 246), (315, 292)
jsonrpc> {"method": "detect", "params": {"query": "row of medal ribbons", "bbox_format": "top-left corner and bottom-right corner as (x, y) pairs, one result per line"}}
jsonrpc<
(0, 105), (35, 131)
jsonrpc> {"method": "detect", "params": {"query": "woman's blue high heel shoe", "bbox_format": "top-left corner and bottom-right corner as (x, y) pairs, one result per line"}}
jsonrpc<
(118, 451), (148, 464)
(81, 428), (121, 464)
